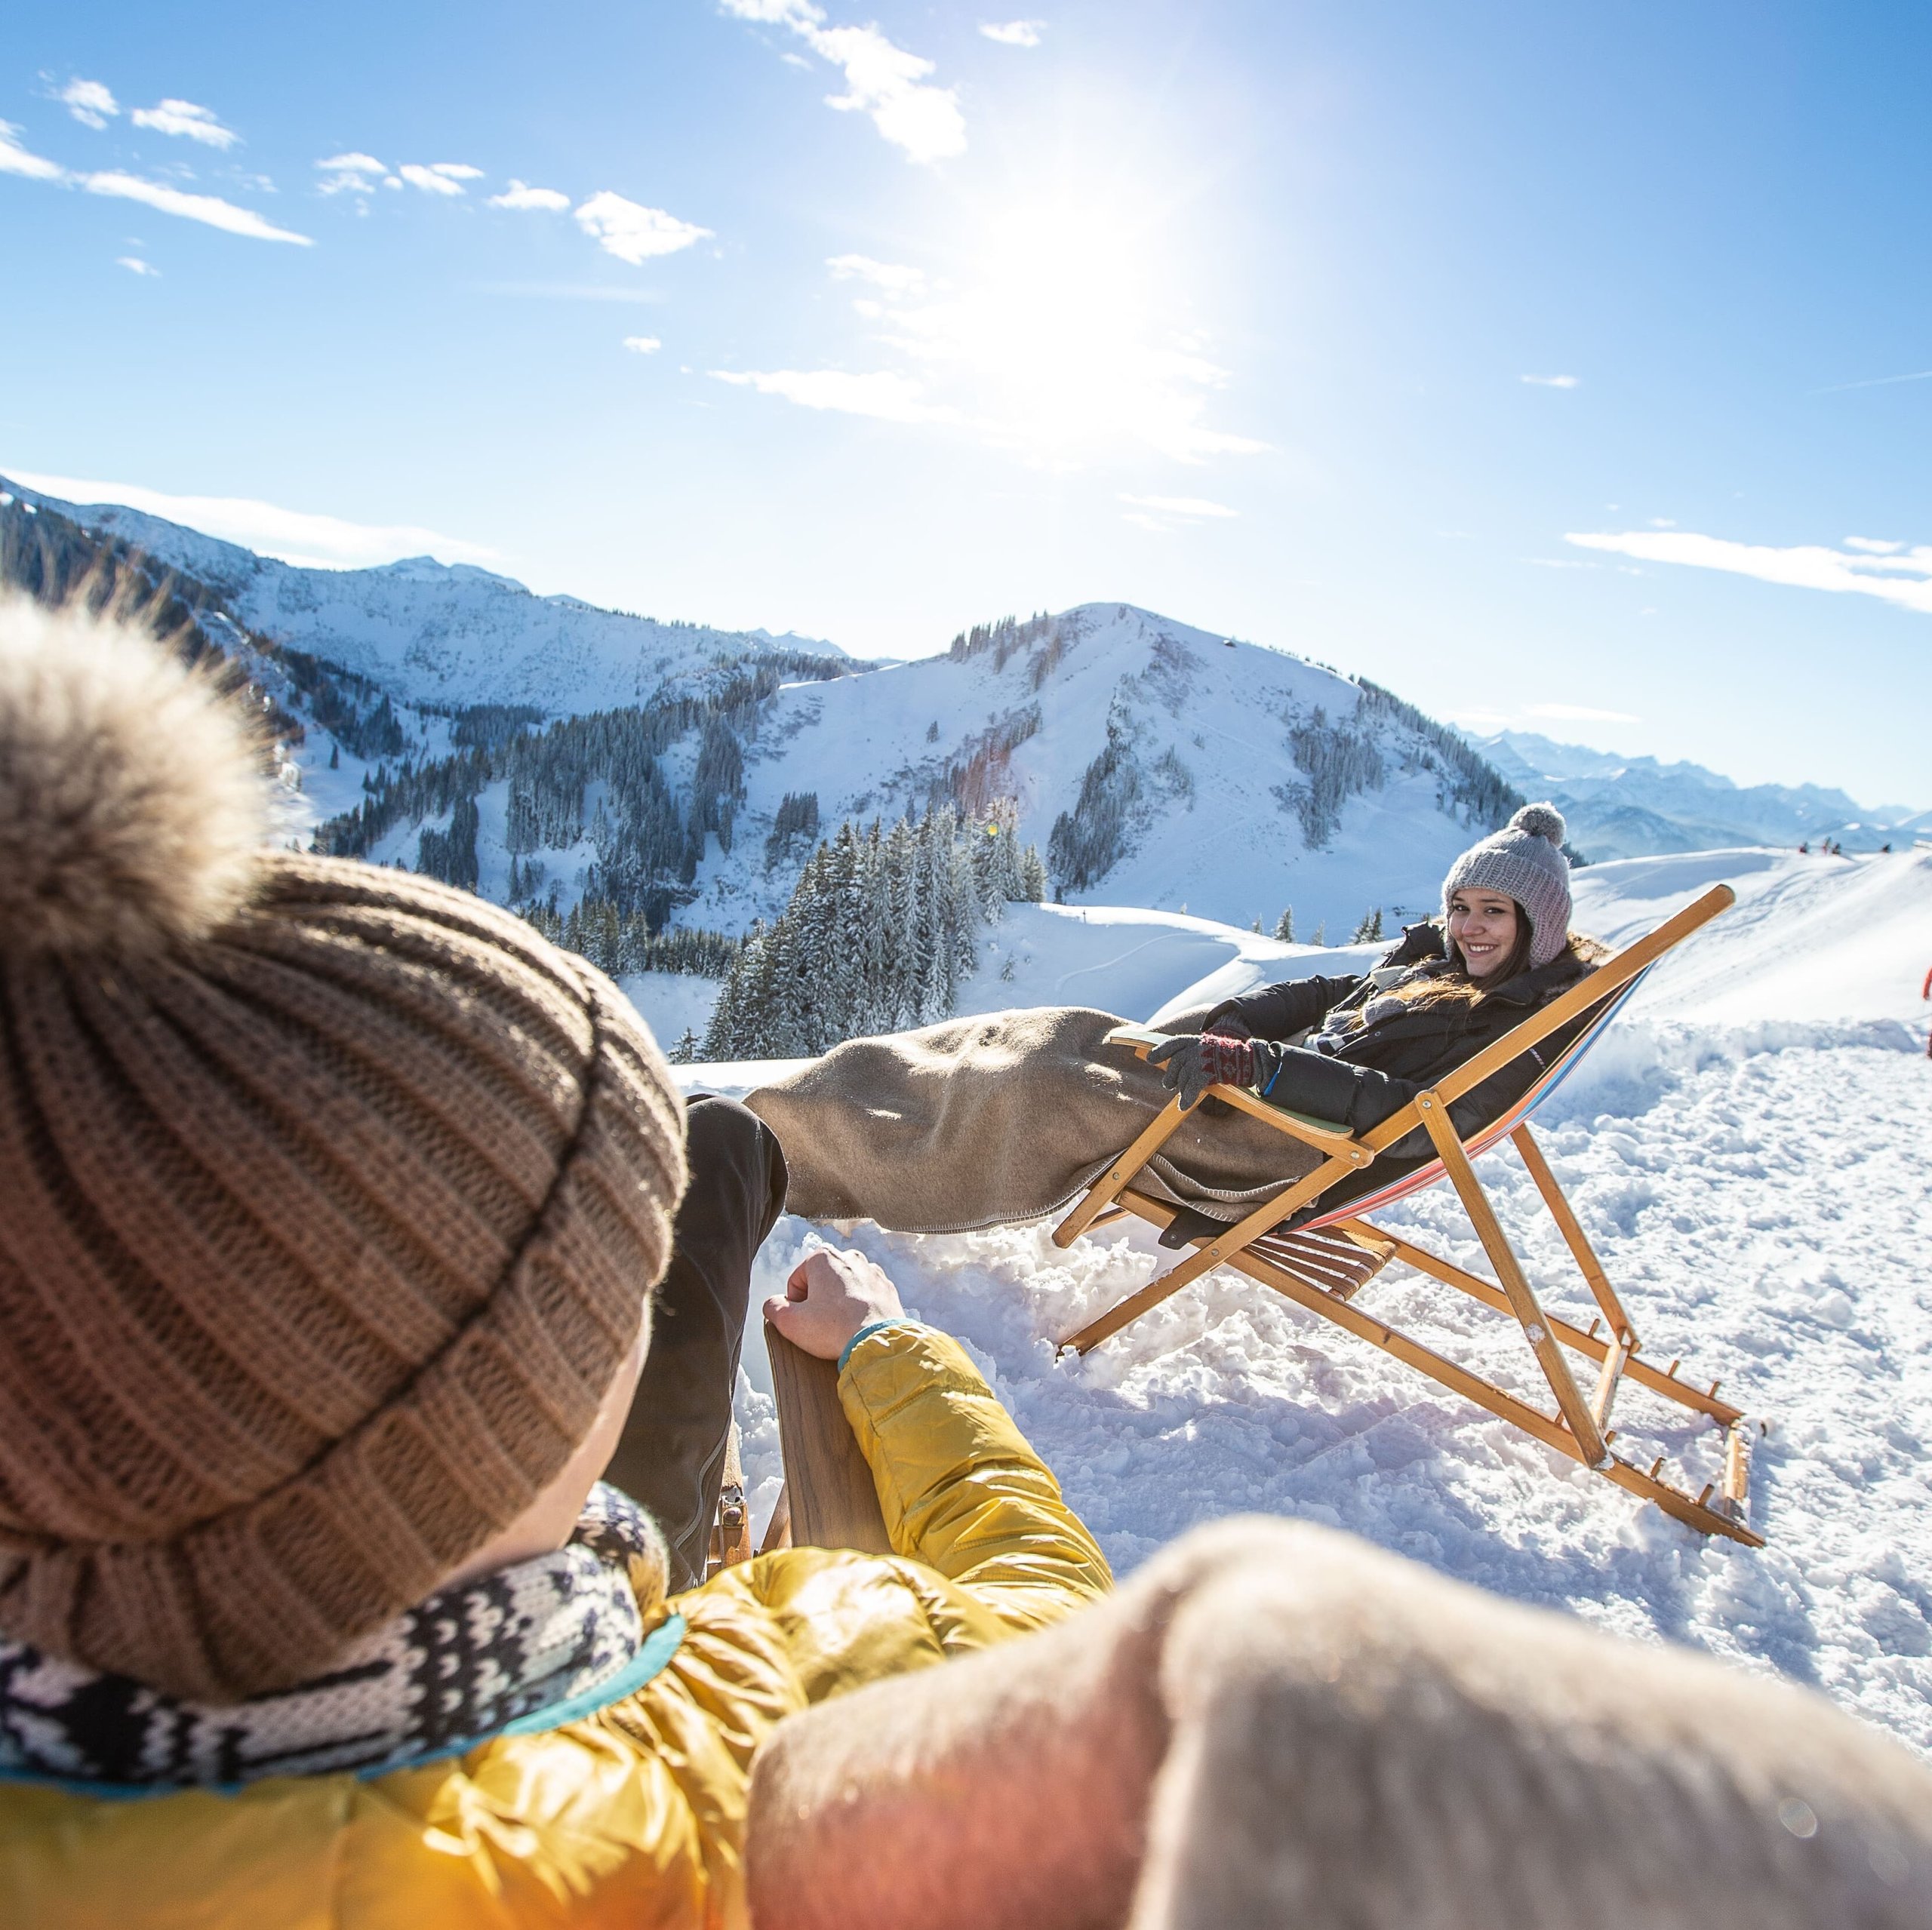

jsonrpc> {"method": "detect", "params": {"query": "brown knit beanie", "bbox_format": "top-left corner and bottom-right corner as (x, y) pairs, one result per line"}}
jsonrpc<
(0, 594), (687, 1703)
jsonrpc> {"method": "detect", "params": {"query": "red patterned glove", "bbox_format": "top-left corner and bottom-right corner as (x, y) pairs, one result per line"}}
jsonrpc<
(1146, 1032), (1259, 1109)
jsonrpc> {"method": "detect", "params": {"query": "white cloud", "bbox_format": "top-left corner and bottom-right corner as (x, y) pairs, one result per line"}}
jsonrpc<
(720, 0), (964, 164)
(0, 121), (65, 181)
(1845, 536), (1905, 555)
(1814, 367), (1932, 395)
(1521, 373), (1579, 389)
(827, 252), (925, 292)
(1119, 493), (1238, 523)
(623, 334), (662, 353)
(477, 281), (664, 303)
(1527, 702), (1641, 724)
(116, 255), (159, 276)
(1567, 528), (1932, 617)
(131, 99), (239, 149)
(4, 469), (499, 571)
(316, 152), (385, 194)
(80, 172), (313, 244)
(574, 189), (711, 263)
(1648, 517), (1676, 527)
(398, 162), (481, 196)
(60, 79), (118, 128)
(711, 367), (957, 423)
(2, 125), (301, 244)
(980, 20), (1044, 45)
(490, 179), (571, 211)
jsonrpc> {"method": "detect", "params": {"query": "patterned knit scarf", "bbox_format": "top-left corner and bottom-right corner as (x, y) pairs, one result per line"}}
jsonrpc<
(0, 1484), (678, 1795)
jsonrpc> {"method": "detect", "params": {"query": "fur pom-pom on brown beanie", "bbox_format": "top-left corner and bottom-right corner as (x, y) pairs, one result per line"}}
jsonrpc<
(0, 595), (687, 1702)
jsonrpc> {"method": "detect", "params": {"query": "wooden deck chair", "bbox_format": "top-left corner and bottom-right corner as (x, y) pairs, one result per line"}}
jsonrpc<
(754, 1322), (894, 1557)
(1051, 883), (1764, 1547)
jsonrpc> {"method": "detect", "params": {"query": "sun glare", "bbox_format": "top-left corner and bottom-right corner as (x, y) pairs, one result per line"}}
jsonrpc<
(858, 187), (1260, 468)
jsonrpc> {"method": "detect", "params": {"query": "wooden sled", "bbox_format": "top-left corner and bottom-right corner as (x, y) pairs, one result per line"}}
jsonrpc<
(1052, 884), (1764, 1547)
(740, 1323), (894, 1561)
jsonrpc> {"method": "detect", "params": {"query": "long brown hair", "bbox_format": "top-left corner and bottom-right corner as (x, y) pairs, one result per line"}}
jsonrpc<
(1392, 907), (1534, 1010)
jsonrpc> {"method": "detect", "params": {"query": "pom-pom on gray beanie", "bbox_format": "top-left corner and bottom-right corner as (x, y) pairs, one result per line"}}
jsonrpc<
(0, 592), (687, 1704)
(1441, 803), (1572, 969)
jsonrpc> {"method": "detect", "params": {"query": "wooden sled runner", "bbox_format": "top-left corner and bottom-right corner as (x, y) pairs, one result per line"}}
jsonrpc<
(707, 1324), (894, 1575)
(1052, 883), (1764, 1547)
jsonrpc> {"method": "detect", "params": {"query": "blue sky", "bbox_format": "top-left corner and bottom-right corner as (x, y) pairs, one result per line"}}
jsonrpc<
(2, 2), (1927, 806)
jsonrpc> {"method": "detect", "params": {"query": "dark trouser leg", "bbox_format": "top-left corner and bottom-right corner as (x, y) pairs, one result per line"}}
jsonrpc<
(602, 1094), (789, 1592)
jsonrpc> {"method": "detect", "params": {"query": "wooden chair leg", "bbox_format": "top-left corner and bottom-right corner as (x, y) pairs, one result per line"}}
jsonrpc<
(765, 1321), (894, 1554)
(1053, 1097), (1189, 1248)
(1512, 1124), (1638, 1348)
(1059, 1153), (1359, 1355)
(759, 1483), (794, 1555)
(706, 1422), (755, 1577)
(1417, 1096), (1610, 1470)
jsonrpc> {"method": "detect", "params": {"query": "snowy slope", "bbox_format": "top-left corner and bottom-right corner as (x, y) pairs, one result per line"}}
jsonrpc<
(1472, 728), (1926, 859)
(685, 848), (1932, 1751)
(1, 475), (842, 712)
(691, 603), (1507, 937)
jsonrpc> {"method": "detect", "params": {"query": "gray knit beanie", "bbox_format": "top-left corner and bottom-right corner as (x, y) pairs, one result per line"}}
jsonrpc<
(1441, 804), (1572, 970)
(0, 594), (687, 1703)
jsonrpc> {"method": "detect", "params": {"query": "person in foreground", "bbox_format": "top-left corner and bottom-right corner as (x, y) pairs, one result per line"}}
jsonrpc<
(0, 594), (1110, 1927)
(745, 805), (1611, 1233)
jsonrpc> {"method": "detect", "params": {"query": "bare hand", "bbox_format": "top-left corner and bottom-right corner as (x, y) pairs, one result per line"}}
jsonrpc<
(765, 1247), (906, 1361)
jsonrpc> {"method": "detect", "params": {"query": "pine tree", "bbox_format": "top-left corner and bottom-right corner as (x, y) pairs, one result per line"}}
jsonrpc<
(1273, 906), (1295, 942)
(328, 741), (340, 770)
(703, 804), (1048, 1058)
(1312, 920), (1326, 946)
(1351, 908), (1385, 944)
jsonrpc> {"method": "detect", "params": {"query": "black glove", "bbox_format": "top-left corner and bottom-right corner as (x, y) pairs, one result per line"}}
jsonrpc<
(1147, 1033), (1258, 1110)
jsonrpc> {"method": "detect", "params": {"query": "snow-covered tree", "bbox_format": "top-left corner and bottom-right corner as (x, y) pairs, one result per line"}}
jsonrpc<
(704, 805), (1048, 1059)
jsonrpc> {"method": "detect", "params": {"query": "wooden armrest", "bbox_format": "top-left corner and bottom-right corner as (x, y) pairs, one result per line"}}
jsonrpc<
(1211, 1083), (1368, 1159)
(764, 1321), (894, 1555)
(1104, 1028), (1366, 1159)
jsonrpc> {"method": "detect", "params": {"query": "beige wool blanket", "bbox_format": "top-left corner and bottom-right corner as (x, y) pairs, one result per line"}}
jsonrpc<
(745, 1006), (1319, 1234)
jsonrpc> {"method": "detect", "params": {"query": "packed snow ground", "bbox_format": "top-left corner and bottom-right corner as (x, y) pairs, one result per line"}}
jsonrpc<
(669, 848), (1932, 1750)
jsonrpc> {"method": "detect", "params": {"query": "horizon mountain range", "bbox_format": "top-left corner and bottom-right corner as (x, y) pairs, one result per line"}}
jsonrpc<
(2, 473), (1920, 961)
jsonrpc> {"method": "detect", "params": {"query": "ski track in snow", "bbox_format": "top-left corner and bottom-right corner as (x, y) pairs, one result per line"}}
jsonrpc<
(700, 849), (1932, 1752)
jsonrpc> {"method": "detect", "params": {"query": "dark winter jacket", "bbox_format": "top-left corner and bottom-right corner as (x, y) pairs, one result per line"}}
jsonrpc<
(1199, 923), (1607, 1196)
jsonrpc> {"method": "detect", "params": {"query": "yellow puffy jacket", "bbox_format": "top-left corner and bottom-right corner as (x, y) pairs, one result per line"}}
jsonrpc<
(0, 1324), (1111, 1929)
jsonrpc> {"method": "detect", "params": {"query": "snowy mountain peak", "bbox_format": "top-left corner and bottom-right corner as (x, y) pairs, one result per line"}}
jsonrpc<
(1467, 727), (1923, 856)
(0, 474), (848, 715)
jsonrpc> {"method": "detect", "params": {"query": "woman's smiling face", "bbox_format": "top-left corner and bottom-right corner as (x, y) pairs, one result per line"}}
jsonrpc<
(1446, 890), (1520, 980)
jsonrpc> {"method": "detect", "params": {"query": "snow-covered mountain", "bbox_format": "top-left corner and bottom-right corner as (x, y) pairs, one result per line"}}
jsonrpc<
(0, 475), (843, 711)
(0, 476), (1537, 950)
(1469, 729), (1928, 859)
(311, 601), (1528, 959)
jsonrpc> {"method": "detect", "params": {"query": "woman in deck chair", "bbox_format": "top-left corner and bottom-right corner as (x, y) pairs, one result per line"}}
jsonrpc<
(1148, 804), (1607, 1172)
(748, 806), (1607, 1233)
(0, 597), (1109, 1928)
